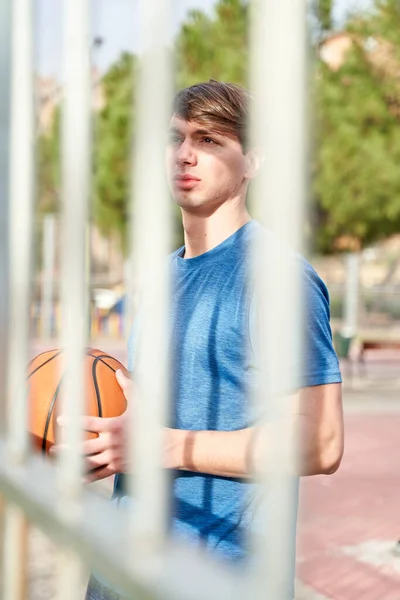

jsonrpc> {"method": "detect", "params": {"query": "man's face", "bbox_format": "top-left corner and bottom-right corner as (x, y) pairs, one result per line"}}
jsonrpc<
(166, 116), (250, 214)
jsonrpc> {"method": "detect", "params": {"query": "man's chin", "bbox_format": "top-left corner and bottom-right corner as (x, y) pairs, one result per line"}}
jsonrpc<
(173, 193), (204, 209)
(173, 196), (222, 218)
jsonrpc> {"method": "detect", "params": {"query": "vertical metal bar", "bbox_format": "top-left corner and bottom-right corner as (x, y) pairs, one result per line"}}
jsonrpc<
(0, 0), (12, 440)
(58, 0), (91, 508)
(57, 0), (91, 597)
(3, 2), (34, 596)
(7, 0), (34, 461)
(128, 0), (172, 560)
(3, 504), (28, 600)
(0, 2), (12, 590)
(57, 548), (84, 600)
(250, 1), (308, 598)
(41, 214), (56, 338)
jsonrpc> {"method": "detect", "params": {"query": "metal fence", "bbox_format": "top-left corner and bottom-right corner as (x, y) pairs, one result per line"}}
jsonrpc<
(0, 1), (307, 598)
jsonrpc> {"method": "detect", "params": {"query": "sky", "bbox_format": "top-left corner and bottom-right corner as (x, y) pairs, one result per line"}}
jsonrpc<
(35, 0), (374, 78)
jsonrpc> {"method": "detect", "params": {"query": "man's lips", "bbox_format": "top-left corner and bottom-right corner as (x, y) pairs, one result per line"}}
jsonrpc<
(174, 175), (201, 189)
(174, 174), (201, 182)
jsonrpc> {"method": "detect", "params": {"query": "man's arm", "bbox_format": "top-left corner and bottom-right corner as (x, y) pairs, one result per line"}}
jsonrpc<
(165, 382), (343, 478)
(57, 375), (342, 483)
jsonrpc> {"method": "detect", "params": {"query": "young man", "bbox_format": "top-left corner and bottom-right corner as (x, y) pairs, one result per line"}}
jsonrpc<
(78, 80), (343, 599)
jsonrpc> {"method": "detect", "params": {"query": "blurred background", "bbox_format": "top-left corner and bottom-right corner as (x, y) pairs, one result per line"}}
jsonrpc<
(29, 1), (400, 598)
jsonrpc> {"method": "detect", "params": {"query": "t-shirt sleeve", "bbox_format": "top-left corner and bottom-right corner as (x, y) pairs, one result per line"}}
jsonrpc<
(249, 258), (342, 390)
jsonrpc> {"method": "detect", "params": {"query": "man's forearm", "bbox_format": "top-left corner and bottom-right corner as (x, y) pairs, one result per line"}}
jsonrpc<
(165, 427), (256, 478)
(165, 415), (342, 479)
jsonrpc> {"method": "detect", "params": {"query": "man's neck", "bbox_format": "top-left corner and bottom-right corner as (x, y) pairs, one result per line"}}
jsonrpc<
(181, 203), (252, 259)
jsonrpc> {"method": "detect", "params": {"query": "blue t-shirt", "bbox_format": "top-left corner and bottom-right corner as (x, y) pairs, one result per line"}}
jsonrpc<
(114, 220), (341, 582)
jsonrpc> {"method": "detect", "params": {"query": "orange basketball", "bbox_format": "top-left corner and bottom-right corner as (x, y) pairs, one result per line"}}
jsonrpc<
(28, 347), (129, 454)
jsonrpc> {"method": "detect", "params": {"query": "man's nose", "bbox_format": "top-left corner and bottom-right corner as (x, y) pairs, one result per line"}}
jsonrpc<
(176, 140), (196, 165)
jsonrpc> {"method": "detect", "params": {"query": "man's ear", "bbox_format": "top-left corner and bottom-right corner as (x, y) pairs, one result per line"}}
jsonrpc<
(244, 147), (265, 180)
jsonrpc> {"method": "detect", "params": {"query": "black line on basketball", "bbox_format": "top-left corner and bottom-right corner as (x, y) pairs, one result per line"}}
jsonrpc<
(42, 377), (63, 454)
(91, 354), (125, 418)
(86, 352), (118, 372)
(92, 357), (104, 418)
(28, 348), (56, 366)
(29, 350), (63, 379)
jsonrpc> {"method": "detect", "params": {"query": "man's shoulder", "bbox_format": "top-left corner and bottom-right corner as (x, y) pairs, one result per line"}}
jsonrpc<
(169, 246), (184, 261)
(296, 255), (330, 303)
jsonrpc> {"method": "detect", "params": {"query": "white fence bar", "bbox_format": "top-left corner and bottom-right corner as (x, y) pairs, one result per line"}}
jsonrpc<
(0, 2), (12, 592)
(0, 0), (12, 439)
(7, 0), (34, 462)
(59, 0), (91, 509)
(58, 0), (91, 596)
(128, 0), (172, 560)
(250, 0), (308, 598)
(3, 1), (34, 596)
(3, 504), (28, 600)
(0, 445), (249, 600)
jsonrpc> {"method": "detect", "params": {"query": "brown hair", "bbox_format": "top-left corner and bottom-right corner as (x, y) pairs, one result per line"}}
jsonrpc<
(172, 80), (250, 151)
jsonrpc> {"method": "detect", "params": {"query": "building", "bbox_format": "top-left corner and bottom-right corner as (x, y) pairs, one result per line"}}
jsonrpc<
(35, 68), (105, 135)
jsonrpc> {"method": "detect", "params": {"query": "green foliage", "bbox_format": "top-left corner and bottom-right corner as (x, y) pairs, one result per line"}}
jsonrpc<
(36, 0), (400, 256)
(92, 53), (136, 250)
(312, 1), (400, 253)
(36, 109), (60, 214)
(175, 0), (248, 88)
(312, 0), (334, 34)
(357, 0), (400, 51)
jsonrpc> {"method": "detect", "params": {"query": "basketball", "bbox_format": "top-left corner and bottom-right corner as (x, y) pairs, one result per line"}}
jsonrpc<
(28, 348), (129, 454)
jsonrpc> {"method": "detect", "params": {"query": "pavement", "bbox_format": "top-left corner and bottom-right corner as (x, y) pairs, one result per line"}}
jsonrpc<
(296, 352), (400, 600)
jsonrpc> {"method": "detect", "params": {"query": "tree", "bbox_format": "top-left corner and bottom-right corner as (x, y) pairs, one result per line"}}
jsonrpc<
(92, 53), (136, 251)
(175, 0), (248, 88)
(36, 109), (60, 214)
(35, 0), (400, 257)
(312, 0), (400, 253)
(312, 0), (334, 35)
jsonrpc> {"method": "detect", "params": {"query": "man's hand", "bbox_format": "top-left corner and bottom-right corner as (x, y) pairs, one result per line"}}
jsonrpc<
(52, 369), (133, 483)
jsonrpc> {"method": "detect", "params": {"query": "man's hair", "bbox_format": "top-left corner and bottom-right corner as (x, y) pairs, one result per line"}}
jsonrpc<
(172, 80), (250, 151)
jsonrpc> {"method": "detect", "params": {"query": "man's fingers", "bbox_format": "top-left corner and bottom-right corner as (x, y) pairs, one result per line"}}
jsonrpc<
(81, 415), (109, 433)
(85, 465), (114, 484)
(57, 414), (108, 433)
(85, 451), (110, 472)
(50, 436), (106, 457)
(82, 435), (107, 456)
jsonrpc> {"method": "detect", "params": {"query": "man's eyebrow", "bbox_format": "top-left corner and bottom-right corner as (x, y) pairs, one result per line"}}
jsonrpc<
(192, 128), (222, 137)
(167, 126), (223, 138)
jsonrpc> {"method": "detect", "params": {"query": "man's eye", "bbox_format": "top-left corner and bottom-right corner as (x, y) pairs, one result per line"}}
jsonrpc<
(202, 137), (216, 144)
(169, 135), (182, 144)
